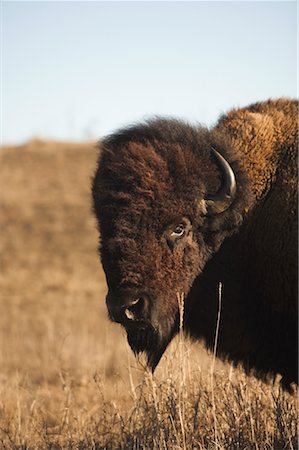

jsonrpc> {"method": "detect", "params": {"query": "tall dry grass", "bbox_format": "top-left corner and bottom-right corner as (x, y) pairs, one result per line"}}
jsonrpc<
(0, 140), (297, 449)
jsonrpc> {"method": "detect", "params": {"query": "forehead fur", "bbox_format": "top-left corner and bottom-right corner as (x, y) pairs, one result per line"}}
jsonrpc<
(94, 118), (217, 204)
(103, 118), (209, 151)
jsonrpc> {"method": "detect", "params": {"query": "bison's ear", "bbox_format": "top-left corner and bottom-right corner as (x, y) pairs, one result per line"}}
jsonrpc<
(204, 148), (236, 215)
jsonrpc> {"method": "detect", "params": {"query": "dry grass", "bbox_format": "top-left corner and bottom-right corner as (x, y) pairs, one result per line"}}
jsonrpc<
(0, 139), (297, 449)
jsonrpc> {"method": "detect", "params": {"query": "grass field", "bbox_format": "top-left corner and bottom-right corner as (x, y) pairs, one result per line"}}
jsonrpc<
(0, 140), (297, 449)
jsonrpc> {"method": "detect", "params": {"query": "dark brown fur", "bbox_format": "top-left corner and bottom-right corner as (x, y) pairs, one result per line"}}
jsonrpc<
(92, 98), (298, 386)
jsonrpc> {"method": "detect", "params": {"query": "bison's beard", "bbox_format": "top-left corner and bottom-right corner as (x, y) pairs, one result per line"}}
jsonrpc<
(126, 318), (179, 371)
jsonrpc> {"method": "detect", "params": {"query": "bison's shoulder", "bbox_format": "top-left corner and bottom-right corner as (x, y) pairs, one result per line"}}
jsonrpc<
(215, 98), (298, 201)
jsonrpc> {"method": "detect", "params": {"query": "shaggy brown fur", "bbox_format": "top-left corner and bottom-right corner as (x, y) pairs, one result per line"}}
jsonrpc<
(92, 98), (298, 387)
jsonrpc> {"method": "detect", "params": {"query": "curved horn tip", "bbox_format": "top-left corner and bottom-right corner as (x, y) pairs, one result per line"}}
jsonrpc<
(205, 147), (237, 215)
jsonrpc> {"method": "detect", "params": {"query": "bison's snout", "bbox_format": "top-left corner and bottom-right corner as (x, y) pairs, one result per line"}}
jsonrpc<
(106, 288), (151, 325)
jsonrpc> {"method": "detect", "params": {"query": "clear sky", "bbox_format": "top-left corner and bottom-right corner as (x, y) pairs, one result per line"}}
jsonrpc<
(2, 1), (297, 144)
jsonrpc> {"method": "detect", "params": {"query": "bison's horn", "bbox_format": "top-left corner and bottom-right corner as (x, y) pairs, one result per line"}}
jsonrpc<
(205, 147), (237, 215)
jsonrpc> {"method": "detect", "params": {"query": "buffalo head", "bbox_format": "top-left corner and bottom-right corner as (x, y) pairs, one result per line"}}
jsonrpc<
(92, 119), (244, 370)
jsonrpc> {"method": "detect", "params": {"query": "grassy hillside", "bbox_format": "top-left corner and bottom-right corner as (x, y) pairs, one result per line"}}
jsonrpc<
(0, 140), (297, 449)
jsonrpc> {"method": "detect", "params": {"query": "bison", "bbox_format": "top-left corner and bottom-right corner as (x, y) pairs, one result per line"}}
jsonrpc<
(92, 98), (298, 387)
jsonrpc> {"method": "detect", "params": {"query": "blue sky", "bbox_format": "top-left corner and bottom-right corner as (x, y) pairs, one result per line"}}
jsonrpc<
(2, 1), (297, 144)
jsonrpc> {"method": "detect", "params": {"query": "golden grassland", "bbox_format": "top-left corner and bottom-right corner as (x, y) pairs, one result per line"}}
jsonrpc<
(0, 140), (297, 449)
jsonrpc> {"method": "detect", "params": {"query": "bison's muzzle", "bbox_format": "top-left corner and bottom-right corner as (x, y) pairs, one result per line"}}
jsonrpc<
(106, 287), (171, 370)
(106, 287), (151, 326)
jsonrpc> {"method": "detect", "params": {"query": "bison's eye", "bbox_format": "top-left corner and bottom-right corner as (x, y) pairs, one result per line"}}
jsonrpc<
(166, 217), (192, 248)
(170, 224), (185, 239)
